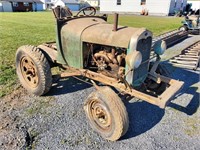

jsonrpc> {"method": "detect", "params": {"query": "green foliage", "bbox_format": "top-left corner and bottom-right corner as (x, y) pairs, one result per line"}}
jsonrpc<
(0, 12), (182, 97)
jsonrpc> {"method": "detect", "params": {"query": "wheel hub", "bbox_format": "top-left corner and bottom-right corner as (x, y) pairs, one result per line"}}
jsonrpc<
(20, 56), (39, 88)
(90, 100), (112, 130)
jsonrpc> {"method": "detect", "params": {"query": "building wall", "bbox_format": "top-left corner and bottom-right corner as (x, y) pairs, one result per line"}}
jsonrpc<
(145, 0), (171, 15)
(32, 3), (44, 11)
(12, 2), (33, 12)
(0, 3), (2, 12)
(86, 0), (99, 7)
(100, 0), (141, 14)
(54, 0), (65, 7)
(100, 0), (187, 16)
(0, 1), (13, 12)
(188, 0), (200, 10)
(100, 0), (171, 15)
(169, 0), (187, 14)
(66, 3), (80, 11)
(40, 0), (46, 10)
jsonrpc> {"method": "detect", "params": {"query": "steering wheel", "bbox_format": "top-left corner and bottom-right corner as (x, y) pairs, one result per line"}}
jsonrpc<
(76, 6), (96, 16)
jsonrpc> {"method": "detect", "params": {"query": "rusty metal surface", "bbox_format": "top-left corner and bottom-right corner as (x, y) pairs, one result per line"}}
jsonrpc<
(60, 15), (152, 73)
(52, 6), (73, 19)
(60, 17), (106, 68)
(20, 56), (39, 88)
(112, 13), (119, 32)
(60, 67), (183, 109)
(170, 40), (200, 70)
(81, 24), (149, 48)
(85, 98), (112, 132)
(38, 44), (58, 63)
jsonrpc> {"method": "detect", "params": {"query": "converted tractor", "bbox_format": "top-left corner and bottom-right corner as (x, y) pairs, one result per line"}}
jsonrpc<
(16, 6), (184, 141)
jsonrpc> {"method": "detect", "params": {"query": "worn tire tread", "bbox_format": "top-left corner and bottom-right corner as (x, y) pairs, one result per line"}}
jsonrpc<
(84, 86), (129, 141)
(16, 45), (52, 95)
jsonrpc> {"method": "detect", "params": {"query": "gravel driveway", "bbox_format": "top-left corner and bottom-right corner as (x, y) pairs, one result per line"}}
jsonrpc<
(0, 35), (199, 150)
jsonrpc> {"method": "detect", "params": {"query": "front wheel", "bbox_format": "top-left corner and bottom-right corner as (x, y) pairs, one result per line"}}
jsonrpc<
(16, 45), (52, 96)
(179, 25), (188, 31)
(84, 86), (129, 141)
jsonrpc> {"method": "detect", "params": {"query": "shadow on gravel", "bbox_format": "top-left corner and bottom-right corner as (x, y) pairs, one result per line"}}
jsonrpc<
(46, 76), (92, 96)
(45, 62), (199, 141)
(167, 35), (192, 49)
(169, 87), (199, 115)
(122, 100), (165, 140)
(160, 62), (199, 115)
(122, 62), (199, 140)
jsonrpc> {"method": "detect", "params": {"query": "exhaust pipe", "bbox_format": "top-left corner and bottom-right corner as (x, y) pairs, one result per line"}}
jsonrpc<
(113, 13), (119, 32)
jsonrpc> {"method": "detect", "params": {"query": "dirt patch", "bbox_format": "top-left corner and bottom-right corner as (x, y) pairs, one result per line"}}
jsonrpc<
(0, 85), (56, 150)
(0, 87), (27, 149)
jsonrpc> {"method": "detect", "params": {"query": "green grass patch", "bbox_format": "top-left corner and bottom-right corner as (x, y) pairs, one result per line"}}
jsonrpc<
(108, 15), (182, 35)
(0, 12), (183, 97)
(0, 12), (55, 97)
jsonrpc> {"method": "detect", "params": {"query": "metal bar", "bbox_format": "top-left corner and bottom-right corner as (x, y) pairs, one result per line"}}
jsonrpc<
(170, 40), (200, 70)
(170, 60), (197, 65)
(113, 13), (119, 32)
(174, 57), (198, 61)
(60, 67), (183, 109)
(179, 55), (199, 58)
(172, 63), (197, 70)
(186, 49), (200, 52)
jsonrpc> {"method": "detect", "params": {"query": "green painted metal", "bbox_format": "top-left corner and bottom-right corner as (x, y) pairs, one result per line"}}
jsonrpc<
(125, 30), (152, 87)
(54, 20), (70, 65)
(60, 17), (106, 68)
(55, 16), (152, 87)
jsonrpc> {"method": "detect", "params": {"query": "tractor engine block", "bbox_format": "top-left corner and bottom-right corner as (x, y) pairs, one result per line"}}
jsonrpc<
(84, 43), (126, 79)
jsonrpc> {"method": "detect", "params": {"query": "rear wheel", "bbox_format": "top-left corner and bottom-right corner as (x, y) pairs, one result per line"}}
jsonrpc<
(84, 86), (129, 141)
(16, 45), (52, 96)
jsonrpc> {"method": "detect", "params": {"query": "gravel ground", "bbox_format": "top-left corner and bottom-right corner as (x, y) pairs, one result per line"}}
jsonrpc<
(0, 35), (199, 150)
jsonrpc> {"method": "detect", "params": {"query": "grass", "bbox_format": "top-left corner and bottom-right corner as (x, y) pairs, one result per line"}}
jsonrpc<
(0, 11), (183, 97)
(109, 15), (182, 35)
(0, 12), (55, 97)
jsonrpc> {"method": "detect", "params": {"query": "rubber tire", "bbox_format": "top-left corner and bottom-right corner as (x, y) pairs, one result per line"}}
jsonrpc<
(179, 25), (188, 31)
(16, 45), (52, 96)
(84, 86), (129, 141)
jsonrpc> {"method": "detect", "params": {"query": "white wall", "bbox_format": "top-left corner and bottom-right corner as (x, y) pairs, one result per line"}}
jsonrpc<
(0, 1), (12, 12)
(188, 0), (200, 10)
(54, 0), (65, 7)
(85, 0), (99, 7)
(145, 0), (171, 15)
(41, 0), (46, 10)
(100, 0), (143, 14)
(100, 0), (187, 16)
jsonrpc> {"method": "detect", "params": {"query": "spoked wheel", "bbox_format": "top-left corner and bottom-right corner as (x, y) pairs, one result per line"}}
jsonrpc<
(84, 86), (129, 141)
(16, 45), (52, 96)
